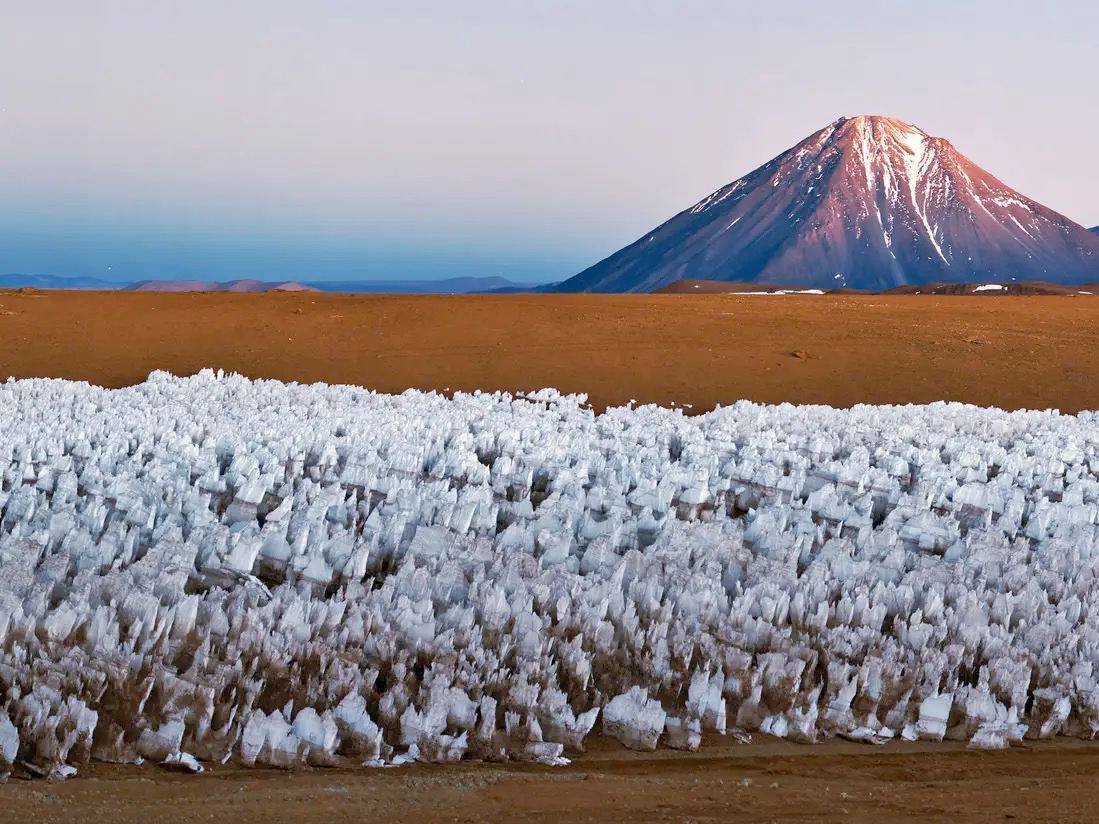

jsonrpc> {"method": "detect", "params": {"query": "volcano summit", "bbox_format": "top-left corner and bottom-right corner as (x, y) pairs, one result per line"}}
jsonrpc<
(560, 116), (1099, 292)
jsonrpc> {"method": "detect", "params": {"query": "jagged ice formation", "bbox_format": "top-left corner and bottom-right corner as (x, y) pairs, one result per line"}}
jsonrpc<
(3, 370), (1099, 777)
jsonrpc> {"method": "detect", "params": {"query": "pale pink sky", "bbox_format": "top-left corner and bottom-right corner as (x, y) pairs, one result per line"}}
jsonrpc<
(1, 0), (1095, 282)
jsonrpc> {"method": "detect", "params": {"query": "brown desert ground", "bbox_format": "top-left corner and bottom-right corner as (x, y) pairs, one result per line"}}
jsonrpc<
(2, 289), (1099, 412)
(4, 289), (1099, 822)
(3, 736), (1099, 823)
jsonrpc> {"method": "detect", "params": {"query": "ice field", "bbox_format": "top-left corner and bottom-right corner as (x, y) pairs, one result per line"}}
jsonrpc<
(4, 370), (1099, 777)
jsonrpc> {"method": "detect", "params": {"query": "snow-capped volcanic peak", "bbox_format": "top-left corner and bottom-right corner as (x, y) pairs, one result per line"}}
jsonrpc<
(782, 116), (952, 265)
(560, 115), (1099, 292)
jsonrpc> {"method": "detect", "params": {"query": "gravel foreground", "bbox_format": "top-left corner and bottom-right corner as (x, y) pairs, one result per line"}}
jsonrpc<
(3, 738), (1099, 823)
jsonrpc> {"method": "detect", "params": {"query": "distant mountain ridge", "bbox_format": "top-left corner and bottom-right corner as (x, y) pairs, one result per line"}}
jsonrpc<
(558, 115), (1099, 292)
(0, 273), (121, 290)
(305, 276), (531, 293)
(1, 274), (539, 294)
(127, 279), (317, 293)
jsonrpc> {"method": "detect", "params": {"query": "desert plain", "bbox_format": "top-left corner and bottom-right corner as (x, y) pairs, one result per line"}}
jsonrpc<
(3, 289), (1099, 823)
(2, 290), (1099, 413)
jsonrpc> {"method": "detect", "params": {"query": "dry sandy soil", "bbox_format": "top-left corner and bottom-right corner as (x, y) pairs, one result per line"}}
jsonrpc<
(2, 736), (1098, 823)
(4, 289), (1099, 822)
(2, 289), (1099, 412)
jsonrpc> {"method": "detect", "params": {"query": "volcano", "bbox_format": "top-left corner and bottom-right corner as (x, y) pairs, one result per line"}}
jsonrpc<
(559, 116), (1099, 292)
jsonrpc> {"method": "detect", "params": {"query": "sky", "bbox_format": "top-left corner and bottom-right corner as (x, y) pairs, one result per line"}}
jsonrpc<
(1, 0), (1096, 283)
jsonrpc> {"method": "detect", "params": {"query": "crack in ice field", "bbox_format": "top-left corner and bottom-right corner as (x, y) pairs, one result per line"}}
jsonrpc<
(4, 371), (1099, 777)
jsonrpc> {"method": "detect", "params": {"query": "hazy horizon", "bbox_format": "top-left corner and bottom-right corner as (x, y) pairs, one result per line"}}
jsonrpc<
(2, 1), (1096, 283)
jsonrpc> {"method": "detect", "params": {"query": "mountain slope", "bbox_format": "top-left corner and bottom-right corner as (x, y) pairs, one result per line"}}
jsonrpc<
(559, 116), (1099, 292)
